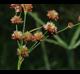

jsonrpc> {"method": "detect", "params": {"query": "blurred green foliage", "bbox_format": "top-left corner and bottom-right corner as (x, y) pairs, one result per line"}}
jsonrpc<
(0, 4), (80, 70)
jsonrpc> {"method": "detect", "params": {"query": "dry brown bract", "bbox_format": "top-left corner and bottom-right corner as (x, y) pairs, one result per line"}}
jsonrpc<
(11, 15), (23, 24)
(47, 10), (59, 21)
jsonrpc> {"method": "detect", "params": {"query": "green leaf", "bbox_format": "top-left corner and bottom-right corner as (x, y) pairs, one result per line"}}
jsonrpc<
(69, 25), (80, 50)
(72, 40), (80, 49)
(54, 35), (68, 49)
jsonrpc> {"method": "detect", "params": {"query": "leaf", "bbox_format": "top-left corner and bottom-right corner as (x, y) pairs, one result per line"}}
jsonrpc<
(54, 35), (68, 49)
(72, 40), (80, 49)
(69, 25), (80, 50)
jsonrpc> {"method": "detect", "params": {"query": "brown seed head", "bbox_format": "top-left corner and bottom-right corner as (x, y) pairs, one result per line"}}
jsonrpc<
(47, 10), (59, 21)
(10, 15), (23, 24)
(21, 4), (33, 12)
(10, 4), (22, 12)
(43, 22), (57, 33)
(68, 22), (74, 29)
(12, 31), (23, 40)
(17, 45), (29, 58)
(23, 31), (33, 42)
(32, 32), (44, 41)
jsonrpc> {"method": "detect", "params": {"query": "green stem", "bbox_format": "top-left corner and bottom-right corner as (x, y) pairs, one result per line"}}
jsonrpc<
(17, 56), (24, 70)
(57, 27), (68, 34)
(23, 12), (27, 33)
(16, 25), (18, 31)
(41, 42), (51, 70)
(29, 27), (42, 33)
(66, 49), (75, 69)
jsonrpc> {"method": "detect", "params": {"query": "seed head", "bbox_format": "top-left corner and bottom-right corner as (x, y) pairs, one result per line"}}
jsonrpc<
(47, 10), (59, 21)
(68, 22), (74, 29)
(12, 31), (23, 40)
(10, 15), (23, 24)
(17, 45), (29, 58)
(21, 4), (33, 12)
(32, 32), (44, 41)
(10, 4), (22, 12)
(43, 22), (57, 33)
(23, 31), (33, 42)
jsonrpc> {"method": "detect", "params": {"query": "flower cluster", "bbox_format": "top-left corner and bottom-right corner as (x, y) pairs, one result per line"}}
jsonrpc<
(10, 4), (44, 58)
(10, 4), (79, 70)
(10, 4), (33, 12)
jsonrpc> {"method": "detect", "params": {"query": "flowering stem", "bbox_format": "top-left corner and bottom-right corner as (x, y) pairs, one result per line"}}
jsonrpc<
(17, 56), (24, 70)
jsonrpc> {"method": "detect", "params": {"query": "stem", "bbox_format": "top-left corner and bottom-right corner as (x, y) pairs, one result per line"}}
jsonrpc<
(66, 49), (75, 69)
(29, 42), (38, 52)
(16, 25), (18, 31)
(57, 23), (80, 34)
(23, 12), (27, 33)
(57, 27), (68, 34)
(41, 42), (51, 70)
(17, 56), (24, 70)
(29, 27), (42, 33)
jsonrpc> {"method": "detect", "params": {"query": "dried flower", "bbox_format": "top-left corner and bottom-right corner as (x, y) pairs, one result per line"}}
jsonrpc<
(17, 45), (29, 58)
(10, 4), (22, 12)
(21, 4), (33, 12)
(23, 31), (33, 42)
(32, 32), (44, 41)
(10, 15), (23, 24)
(68, 22), (74, 28)
(12, 31), (23, 40)
(47, 10), (59, 21)
(43, 22), (57, 33)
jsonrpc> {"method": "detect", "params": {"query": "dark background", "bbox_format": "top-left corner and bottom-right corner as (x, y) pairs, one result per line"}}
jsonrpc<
(0, 4), (80, 70)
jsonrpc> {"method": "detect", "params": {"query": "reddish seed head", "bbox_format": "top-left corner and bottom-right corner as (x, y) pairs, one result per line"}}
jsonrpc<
(43, 22), (57, 33)
(32, 32), (44, 41)
(12, 31), (23, 40)
(10, 15), (23, 24)
(23, 31), (33, 42)
(10, 4), (22, 12)
(21, 4), (33, 12)
(47, 10), (59, 21)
